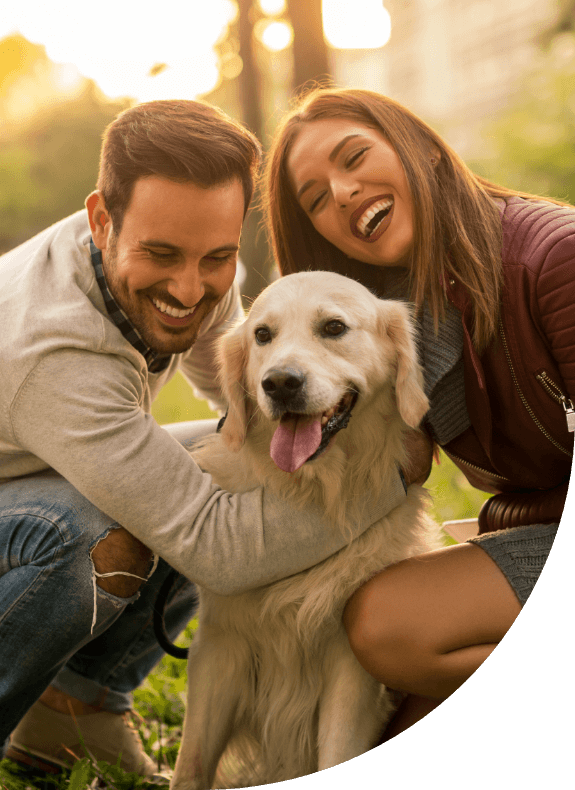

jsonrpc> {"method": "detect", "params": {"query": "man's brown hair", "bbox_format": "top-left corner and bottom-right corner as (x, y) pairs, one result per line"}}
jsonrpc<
(97, 99), (261, 232)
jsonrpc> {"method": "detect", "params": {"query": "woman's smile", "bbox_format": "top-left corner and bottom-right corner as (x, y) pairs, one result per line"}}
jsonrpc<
(350, 194), (395, 241)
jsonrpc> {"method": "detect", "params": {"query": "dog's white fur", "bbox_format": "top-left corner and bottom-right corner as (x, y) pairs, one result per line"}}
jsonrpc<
(171, 271), (441, 789)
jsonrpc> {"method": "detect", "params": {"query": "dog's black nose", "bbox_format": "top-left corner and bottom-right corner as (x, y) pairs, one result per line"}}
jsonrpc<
(262, 368), (305, 404)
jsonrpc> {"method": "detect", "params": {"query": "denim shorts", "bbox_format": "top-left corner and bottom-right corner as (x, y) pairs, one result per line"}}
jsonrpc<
(468, 522), (559, 606)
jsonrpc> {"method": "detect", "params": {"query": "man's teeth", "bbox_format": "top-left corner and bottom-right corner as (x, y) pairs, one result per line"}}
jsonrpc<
(356, 198), (393, 237)
(152, 298), (195, 318)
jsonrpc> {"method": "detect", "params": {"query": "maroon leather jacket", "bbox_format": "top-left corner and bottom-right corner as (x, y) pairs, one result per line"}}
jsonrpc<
(441, 197), (574, 524)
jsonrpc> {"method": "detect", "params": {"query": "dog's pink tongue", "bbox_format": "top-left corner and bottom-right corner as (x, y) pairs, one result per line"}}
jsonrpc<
(270, 415), (322, 473)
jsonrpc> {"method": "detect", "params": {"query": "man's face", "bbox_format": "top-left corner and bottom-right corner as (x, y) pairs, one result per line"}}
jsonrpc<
(88, 176), (245, 355)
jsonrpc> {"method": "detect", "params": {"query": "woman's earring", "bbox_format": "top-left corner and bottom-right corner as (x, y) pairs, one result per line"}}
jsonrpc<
(430, 157), (437, 166)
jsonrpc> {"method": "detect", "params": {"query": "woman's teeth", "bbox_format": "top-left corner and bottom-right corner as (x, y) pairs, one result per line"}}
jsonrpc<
(356, 198), (393, 237)
(152, 298), (195, 318)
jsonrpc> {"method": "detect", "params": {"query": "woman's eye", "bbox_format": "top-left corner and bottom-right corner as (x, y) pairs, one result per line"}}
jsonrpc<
(323, 320), (347, 337)
(309, 192), (326, 213)
(346, 147), (369, 168)
(255, 326), (272, 345)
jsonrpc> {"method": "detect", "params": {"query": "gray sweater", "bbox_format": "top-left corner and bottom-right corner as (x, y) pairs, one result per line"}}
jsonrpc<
(0, 212), (405, 594)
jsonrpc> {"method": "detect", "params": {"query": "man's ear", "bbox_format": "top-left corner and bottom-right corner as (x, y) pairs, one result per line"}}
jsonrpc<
(85, 191), (113, 250)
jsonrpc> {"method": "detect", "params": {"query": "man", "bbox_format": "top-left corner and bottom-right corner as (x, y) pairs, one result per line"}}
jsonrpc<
(0, 100), (406, 775)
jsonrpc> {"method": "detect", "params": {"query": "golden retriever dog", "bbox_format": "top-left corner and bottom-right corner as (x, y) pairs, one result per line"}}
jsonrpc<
(171, 271), (441, 789)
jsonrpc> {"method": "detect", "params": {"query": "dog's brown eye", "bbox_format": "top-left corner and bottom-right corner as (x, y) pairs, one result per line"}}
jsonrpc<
(255, 326), (272, 345)
(323, 320), (347, 337)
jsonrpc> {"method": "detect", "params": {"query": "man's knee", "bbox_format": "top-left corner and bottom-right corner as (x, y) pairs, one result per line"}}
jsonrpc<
(91, 527), (153, 598)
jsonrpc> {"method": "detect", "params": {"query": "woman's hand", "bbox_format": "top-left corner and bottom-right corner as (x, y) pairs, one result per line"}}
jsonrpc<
(402, 428), (435, 486)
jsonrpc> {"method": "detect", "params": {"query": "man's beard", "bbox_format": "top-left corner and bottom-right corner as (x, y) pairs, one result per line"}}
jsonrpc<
(102, 234), (215, 356)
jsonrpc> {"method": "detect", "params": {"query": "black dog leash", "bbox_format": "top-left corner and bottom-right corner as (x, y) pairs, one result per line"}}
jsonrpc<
(153, 568), (189, 659)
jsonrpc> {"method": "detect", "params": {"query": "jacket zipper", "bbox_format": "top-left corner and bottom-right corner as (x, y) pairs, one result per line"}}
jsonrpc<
(443, 449), (510, 482)
(536, 370), (575, 433)
(499, 318), (573, 456)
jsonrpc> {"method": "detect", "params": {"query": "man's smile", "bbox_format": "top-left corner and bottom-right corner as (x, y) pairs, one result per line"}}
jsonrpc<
(149, 295), (201, 327)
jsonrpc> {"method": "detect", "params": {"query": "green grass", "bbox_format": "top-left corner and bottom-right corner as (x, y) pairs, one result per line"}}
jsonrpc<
(150, 372), (218, 426)
(1, 379), (488, 789)
(0, 620), (197, 789)
(427, 450), (489, 525)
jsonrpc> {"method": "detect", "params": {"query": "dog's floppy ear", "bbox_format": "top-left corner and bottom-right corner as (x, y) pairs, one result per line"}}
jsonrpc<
(217, 322), (252, 451)
(379, 301), (429, 428)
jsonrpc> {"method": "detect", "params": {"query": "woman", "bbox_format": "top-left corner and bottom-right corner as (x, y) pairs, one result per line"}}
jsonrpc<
(263, 88), (574, 737)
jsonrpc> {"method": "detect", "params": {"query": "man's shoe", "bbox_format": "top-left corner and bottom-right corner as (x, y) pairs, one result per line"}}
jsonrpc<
(7, 700), (157, 776)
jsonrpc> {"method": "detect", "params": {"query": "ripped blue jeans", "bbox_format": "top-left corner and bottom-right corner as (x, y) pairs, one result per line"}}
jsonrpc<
(0, 420), (216, 743)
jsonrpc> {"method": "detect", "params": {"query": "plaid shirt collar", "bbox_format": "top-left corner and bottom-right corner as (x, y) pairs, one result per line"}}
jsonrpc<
(89, 238), (171, 374)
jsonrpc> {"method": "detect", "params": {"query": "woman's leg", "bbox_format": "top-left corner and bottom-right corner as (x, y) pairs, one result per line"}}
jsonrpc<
(343, 542), (522, 735)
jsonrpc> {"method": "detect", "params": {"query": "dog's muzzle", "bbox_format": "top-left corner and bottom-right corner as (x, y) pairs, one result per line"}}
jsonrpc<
(264, 368), (358, 473)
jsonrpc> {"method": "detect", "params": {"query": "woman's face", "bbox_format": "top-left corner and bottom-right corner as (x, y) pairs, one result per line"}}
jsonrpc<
(287, 118), (414, 268)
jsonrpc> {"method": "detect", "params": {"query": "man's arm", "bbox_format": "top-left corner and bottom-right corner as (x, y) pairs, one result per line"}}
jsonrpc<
(11, 348), (406, 595)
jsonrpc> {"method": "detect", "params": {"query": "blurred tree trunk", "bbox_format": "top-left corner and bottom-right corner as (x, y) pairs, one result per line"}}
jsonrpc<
(286, 0), (332, 95)
(237, 0), (263, 137)
(234, 0), (333, 301)
(236, 0), (273, 303)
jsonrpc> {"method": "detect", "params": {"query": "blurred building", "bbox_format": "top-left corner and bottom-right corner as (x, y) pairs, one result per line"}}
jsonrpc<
(331, 0), (557, 156)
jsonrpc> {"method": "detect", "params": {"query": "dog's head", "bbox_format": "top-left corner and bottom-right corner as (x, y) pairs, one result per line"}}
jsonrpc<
(218, 271), (428, 472)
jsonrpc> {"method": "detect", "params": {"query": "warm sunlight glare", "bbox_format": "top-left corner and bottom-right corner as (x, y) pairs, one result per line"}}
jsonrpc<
(1, 0), (238, 100)
(323, 0), (392, 49)
(258, 20), (294, 52)
(1, 0), (393, 104)
(258, 0), (287, 14)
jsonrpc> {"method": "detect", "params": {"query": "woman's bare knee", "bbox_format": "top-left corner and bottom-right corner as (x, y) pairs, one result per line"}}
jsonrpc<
(91, 527), (153, 597)
(343, 543), (522, 696)
(344, 567), (423, 687)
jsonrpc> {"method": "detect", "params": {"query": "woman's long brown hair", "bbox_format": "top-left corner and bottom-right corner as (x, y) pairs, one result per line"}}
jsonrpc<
(263, 88), (566, 351)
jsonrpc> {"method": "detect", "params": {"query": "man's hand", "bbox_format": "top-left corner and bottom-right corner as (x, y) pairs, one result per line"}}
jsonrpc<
(402, 429), (435, 486)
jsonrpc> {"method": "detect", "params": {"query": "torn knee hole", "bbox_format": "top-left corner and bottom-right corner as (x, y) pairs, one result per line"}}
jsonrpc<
(91, 527), (153, 598)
